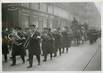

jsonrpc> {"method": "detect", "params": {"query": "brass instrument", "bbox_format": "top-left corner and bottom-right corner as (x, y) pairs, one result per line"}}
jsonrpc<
(23, 36), (30, 48)
(8, 31), (22, 46)
(23, 29), (37, 48)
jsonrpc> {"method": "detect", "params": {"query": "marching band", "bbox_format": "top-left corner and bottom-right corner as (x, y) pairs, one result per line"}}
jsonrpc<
(2, 20), (100, 68)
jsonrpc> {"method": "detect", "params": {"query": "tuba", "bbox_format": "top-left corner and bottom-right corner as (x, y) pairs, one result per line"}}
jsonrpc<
(8, 31), (22, 46)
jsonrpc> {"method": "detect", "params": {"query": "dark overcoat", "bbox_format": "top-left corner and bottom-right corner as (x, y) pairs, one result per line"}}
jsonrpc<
(53, 32), (62, 50)
(27, 31), (41, 55)
(87, 29), (98, 44)
(62, 31), (71, 48)
(2, 37), (9, 55)
(47, 32), (55, 53)
(41, 32), (54, 55)
(11, 32), (26, 56)
(2, 31), (9, 55)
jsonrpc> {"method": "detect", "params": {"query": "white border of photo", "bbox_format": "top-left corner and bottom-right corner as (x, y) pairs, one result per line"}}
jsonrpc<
(0, 0), (102, 73)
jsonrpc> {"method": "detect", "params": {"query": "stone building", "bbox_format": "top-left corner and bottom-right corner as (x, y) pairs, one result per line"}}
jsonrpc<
(2, 3), (72, 32)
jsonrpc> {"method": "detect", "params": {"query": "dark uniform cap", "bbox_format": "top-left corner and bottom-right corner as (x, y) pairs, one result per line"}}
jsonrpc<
(29, 24), (36, 28)
(15, 26), (22, 30)
(48, 28), (51, 31)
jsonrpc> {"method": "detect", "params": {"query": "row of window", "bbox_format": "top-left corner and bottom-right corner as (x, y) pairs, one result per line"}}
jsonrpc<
(20, 3), (70, 20)
(4, 3), (72, 20)
(2, 3), (71, 32)
(20, 14), (67, 32)
(18, 4), (69, 31)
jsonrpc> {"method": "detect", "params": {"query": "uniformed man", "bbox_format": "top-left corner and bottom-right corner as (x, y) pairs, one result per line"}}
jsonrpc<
(52, 29), (58, 57)
(41, 28), (53, 62)
(71, 17), (81, 46)
(62, 26), (72, 53)
(47, 28), (54, 60)
(62, 27), (69, 53)
(53, 27), (62, 56)
(27, 25), (41, 68)
(41, 28), (48, 62)
(2, 28), (9, 63)
(87, 29), (99, 44)
(10, 27), (26, 66)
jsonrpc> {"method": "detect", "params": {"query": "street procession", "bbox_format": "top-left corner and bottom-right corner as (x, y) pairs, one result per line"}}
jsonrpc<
(2, 17), (101, 68)
(2, 3), (101, 71)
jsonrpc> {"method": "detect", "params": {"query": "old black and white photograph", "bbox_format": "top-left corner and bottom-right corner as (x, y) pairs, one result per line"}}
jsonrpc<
(2, 2), (101, 71)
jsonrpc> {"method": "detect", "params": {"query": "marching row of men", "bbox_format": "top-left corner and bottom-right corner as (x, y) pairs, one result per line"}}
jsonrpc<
(2, 25), (72, 68)
(2, 17), (101, 68)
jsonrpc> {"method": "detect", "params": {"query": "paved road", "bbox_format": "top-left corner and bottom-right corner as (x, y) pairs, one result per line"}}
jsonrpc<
(2, 38), (101, 71)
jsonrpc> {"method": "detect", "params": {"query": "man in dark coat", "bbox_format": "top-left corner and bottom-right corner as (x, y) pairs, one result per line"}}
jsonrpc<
(2, 29), (9, 63)
(27, 25), (41, 68)
(87, 29), (99, 44)
(62, 26), (72, 53)
(62, 27), (68, 53)
(41, 28), (54, 62)
(71, 17), (81, 46)
(10, 27), (26, 66)
(47, 28), (54, 59)
(53, 28), (62, 56)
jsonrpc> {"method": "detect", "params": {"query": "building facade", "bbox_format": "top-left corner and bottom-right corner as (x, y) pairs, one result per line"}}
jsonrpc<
(2, 3), (73, 32)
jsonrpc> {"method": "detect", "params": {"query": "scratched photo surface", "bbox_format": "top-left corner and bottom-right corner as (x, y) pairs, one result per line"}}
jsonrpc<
(2, 2), (101, 71)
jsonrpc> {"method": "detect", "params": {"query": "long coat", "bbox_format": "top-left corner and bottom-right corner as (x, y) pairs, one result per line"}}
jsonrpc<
(11, 32), (26, 56)
(27, 31), (41, 55)
(2, 31), (9, 55)
(53, 31), (62, 50)
(41, 32), (54, 55)
(87, 29), (98, 44)
(48, 32), (55, 53)
(62, 31), (71, 48)
(2, 37), (9, 55)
